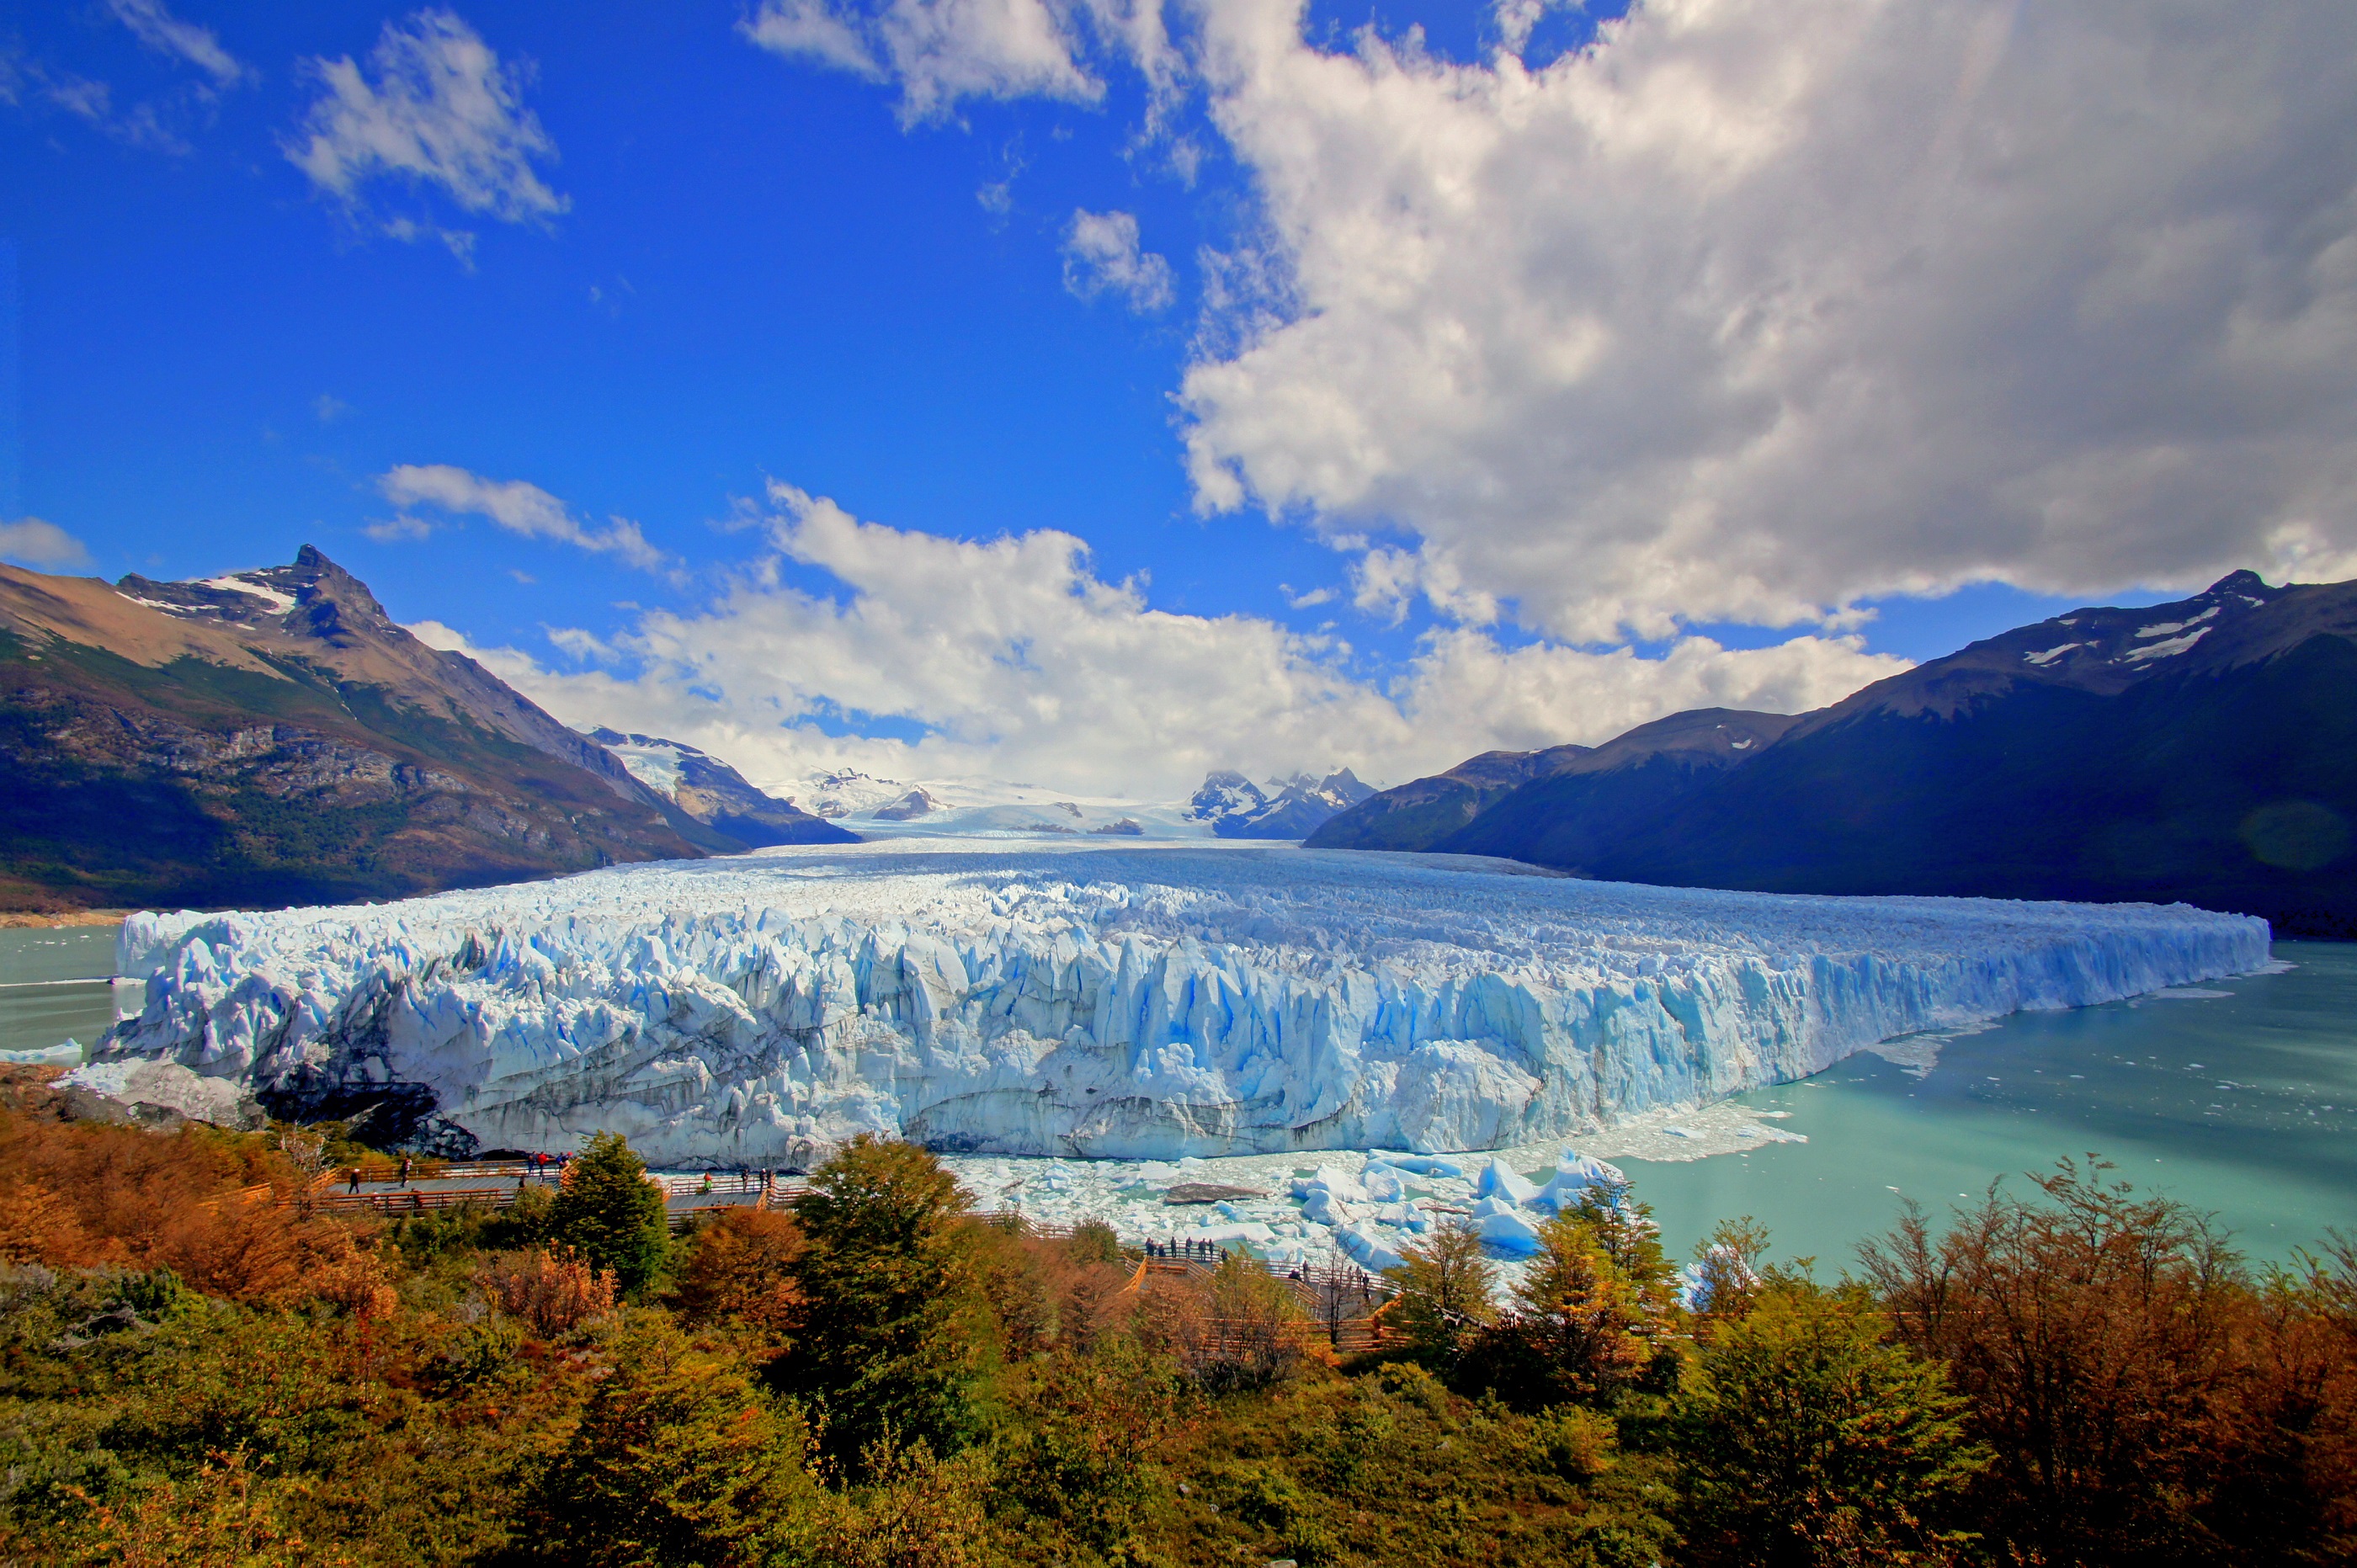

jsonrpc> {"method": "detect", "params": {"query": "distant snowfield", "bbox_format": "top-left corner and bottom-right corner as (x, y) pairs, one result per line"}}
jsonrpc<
(97, 840), (2269, 1222)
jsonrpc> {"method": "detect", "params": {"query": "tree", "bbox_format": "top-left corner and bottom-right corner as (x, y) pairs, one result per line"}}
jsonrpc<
(1384, 1218), (1495, 1369)
(777, 1136), (993, 1475)
(670, 1207), (806, 1351)
(522, 1313), (820, 1567)
(1478, 1211), (1657, 1406)
(1673, 1282), (1987, 1567)
(1688, 1215), (1772, 1321)
(1860, 1158), (2346, 1565)
(547, 1131), (672, 1298)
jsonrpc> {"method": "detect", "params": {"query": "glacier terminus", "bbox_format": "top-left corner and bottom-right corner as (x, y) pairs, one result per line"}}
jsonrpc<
(91, 842), (2272, 1167)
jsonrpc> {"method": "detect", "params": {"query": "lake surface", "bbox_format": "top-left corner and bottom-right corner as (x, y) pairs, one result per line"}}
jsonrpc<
(0, 926), (123, 1059)
(4, 922), (2348, 1267)
(1618, 939), (2356, 1269)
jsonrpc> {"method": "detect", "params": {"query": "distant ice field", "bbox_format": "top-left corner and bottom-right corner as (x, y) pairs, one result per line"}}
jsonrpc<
(95, 839), (2269, 1187)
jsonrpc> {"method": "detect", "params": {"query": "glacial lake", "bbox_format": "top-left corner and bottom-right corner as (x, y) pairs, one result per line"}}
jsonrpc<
(4, 922), (2348, 1268)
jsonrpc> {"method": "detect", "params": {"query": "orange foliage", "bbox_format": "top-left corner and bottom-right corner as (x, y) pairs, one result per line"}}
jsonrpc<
(671, 1206), (808, 1344)
(0, 1086), (392, 1314)
(481, 1248), (618, 1339)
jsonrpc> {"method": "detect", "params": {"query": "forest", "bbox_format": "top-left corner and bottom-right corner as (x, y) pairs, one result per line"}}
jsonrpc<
(0, 1063), (2349, 1567)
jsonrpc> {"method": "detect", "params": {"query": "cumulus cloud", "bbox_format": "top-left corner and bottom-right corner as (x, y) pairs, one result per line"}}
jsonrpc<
(286, 10), (565, 237)
(0, 518), (95, 571)
(376, 465), (675, 574)
(1175, 0), (2357, 640)
(1061, 208), (1173, 311)
(106, 0), (249, 87)
(410, 484), (1902, 797)
(744, 0), (1103, 125)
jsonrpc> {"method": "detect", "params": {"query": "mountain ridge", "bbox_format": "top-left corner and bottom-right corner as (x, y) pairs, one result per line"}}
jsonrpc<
(1309, 571), (2357, 936)
(0, 548), (742, 911)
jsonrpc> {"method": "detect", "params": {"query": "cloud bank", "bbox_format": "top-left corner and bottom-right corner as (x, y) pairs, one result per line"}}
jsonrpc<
(413, 482), (1904, 797)
(756, 0), (2357, 644)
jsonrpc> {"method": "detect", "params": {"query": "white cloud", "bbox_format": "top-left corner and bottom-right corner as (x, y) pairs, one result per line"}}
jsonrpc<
(409, 485), (1903, 798)
(106, 0), (249, 87)
(744, 0), (1104, 125)
(1061, 208), (1173, 311)
(376, 464), (675, 574)
(0, 518), (95, 571)
(1174, 0), (2357, 640)
(287, 10), (566, 233)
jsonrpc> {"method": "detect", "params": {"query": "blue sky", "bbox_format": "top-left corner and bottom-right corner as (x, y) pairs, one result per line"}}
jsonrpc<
(4, 1), (2349, 795)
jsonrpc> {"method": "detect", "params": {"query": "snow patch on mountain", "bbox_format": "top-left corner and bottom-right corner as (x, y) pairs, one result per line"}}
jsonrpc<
(97, 841), (2269, 1167)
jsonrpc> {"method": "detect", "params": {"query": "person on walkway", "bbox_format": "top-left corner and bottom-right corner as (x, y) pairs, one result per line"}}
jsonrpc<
(345, 1165), (360, 1194)
(397, 1155), (412, 1188)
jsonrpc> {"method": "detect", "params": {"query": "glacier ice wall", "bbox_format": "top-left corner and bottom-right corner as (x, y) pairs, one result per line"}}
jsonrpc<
(97, 842), (2271, 1164)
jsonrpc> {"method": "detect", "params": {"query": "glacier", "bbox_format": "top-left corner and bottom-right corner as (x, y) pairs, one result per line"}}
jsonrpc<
(91, 840), (2270, 1166)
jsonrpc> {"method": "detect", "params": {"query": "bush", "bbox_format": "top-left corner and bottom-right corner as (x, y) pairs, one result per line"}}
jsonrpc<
(481, 1248), (617, 1341)
(1673, 1281), (1985, 1566)
(519, 1313), (819, 1567)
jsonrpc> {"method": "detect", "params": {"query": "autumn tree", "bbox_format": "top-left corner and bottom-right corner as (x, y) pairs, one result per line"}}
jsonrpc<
(1385, 1218), (1496, 1369)
(1469, 1210), (1661, 1407)
(1861, 1159), (2357, 1565)
(670, 1207), (806, 1351)
(522, 1313), (819, 1567)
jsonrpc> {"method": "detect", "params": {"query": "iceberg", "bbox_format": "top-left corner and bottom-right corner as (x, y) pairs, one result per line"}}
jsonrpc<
(92, 840), (2270, 1165)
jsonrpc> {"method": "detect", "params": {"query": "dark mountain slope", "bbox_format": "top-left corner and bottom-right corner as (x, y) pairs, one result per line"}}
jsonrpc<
(1429, 571), (2357, 935)
(0, 549), (731, 911)
(1308, 709), (1796, 853)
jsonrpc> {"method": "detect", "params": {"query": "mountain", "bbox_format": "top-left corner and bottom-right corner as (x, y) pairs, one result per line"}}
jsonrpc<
(1186, 768), (1377, 838)
(0, 547), (738, 911)
(584, 729), (854, 848)
(1316, 571), (2357, 936)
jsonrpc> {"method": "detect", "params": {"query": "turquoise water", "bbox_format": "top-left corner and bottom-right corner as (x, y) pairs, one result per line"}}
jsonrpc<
(0, 927), (120, 1058)
(1620, 940), (2357, 1270)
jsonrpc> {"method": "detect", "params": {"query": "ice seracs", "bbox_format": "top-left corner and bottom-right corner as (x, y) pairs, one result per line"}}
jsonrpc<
(92, 839), (2270, 1168)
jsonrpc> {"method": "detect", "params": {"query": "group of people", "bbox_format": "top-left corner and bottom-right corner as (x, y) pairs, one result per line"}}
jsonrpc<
(338, 1150), (574, 1194)
(1145, 1236), (1229, 1262)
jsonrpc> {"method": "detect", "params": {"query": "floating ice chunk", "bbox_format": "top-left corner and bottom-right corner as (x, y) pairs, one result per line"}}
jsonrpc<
(1380, 1153), (1468, 1179)
(0, 1039), (84, 1066)
(1530, 1151), (1628, 1215)
(1335, 1223), (1409, 1274)
(1473, 1157), (1540, 1205)
(1470, 1198), (1545, 1255)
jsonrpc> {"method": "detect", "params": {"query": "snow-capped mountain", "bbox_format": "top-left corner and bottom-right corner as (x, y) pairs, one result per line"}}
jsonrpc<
(582, 729), (854, 848)
(796, 768), (911, 820)
(0, 546), (729, 909)
(1187, 768), (1377, 838)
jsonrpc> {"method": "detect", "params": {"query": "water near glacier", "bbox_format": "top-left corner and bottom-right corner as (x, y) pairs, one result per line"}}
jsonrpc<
(0, 928), (123, 1064)
(1615, 940), (2357, 1268)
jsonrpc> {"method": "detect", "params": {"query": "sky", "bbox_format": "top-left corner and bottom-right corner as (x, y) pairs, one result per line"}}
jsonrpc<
(4, 0), (2354, 800)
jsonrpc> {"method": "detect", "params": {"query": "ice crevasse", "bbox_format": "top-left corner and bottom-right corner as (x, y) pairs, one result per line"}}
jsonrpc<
(89, 842), (2270, 1165)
